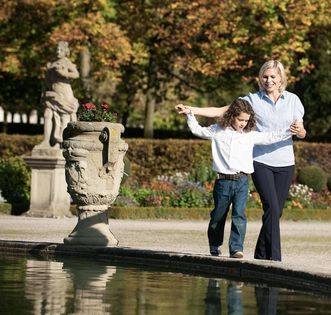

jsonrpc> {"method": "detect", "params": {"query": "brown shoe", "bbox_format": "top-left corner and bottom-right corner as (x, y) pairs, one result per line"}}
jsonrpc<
(230, 251), (244, 258)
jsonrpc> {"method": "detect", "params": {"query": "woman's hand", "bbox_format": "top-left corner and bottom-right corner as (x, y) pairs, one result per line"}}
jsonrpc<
(175, 104), (191, 115)
(290, 120), (306, 139)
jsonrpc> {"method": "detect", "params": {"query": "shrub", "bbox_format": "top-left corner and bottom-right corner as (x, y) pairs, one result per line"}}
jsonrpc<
(0, 157), (31, 214)
(116, 172), (214, 208)
(297, 165), (327, 192)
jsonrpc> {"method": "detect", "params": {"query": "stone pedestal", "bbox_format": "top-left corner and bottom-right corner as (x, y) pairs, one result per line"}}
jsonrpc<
(24, 146), (71, 217)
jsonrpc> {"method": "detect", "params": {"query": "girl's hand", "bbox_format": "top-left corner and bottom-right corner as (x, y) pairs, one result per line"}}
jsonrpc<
(290, 120), (306, 139)
(175, 104), (191, 115)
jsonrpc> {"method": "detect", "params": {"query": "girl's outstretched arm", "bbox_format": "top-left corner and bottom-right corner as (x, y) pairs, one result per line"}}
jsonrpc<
(175, 104), (229, 118)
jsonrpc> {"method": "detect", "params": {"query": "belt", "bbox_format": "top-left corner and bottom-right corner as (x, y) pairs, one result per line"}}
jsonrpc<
(217, 172), (248, 180)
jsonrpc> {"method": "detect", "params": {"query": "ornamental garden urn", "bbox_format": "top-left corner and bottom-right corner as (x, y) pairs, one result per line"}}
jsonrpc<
(62, 121), (128, 246)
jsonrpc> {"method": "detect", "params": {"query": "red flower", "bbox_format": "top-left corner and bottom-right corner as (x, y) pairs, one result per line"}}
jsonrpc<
(84, 102), (96, 110)
(101, 102), (109, 112)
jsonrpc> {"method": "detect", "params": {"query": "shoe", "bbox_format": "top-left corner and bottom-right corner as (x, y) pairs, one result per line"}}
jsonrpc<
(230, 251), (244, 258)
(210, 246), (221, 257)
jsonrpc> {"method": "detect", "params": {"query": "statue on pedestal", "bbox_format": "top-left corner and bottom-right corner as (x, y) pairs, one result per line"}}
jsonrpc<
(24, 41), (78, 217)
(39, 41), (79, 148)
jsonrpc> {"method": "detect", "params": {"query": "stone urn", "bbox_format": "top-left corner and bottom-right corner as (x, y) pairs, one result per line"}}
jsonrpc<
(62, 121), (128, 246)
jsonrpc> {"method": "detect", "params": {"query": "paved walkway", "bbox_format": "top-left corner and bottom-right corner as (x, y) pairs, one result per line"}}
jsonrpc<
(1, 214), (331, 276)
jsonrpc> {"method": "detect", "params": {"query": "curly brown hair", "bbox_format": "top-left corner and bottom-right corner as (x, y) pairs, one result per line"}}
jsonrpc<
(218, 98), (256, 132)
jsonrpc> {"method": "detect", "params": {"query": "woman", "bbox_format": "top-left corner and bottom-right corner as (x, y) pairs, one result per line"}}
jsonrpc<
(176, 60), (306, 261)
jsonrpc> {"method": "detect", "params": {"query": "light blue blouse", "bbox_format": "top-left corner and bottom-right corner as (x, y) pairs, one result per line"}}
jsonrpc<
(241, 90), (304, 167)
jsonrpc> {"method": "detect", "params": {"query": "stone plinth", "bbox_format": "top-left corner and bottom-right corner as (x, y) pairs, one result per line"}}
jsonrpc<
(24, 147), (71, 217)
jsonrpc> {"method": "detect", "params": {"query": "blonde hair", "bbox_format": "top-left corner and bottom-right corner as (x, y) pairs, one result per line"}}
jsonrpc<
(258, 60), (287, 93)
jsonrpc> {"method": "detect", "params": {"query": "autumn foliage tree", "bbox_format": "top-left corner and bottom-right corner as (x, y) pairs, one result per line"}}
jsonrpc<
(116, 0), (331, 137)
(0, 0), (330, 138)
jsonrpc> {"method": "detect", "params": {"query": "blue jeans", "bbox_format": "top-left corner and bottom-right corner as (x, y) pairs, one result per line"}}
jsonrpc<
(207, 176), (249, 254)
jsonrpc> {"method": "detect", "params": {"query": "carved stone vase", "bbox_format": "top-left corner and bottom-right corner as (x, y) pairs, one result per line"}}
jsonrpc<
(62, 121), (128, 246)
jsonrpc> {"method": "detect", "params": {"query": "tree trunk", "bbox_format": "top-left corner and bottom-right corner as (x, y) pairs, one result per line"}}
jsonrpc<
(3, 110), (7, 133)
(80, 46), (91, 100)
(144, 93), (155, 139)
(143, 57), (157, 139)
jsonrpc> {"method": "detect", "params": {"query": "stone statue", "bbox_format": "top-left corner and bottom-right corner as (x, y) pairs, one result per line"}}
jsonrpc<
(39, 41), (79, 147)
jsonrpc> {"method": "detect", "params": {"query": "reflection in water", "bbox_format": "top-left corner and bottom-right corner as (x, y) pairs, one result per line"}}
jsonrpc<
(24, 258), (116, 315)
(1, 254), (331, 315)
(205, 279), (221, 315)
(205, 278), (244, 315)
(24, 259), (70, 314)
(227, 281), (244, 315)
(63, 258), (116, 314)
(255, 286), (279, 315)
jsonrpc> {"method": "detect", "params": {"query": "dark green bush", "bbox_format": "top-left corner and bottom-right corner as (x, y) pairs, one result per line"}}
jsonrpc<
(297, 165), (327, 192)
(0, 157), (31, 214)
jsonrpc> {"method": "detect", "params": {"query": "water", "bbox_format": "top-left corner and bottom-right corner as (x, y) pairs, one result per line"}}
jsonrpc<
(0, 254), (330, 315)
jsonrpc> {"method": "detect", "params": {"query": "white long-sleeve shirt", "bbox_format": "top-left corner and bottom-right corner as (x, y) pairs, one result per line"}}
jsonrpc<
(187, 112), (292, 174)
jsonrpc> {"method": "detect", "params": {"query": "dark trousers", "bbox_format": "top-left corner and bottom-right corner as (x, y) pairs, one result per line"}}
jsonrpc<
(252, 161), (294, 261)
(208, 176), (249, 254)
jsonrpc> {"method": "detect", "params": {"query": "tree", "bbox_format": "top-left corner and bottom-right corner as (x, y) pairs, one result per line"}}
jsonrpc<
(1, 0), (331, 138)
(116, 0), (331, 137)
(293, 25), (331, 140)
(0, 0), (133, 128)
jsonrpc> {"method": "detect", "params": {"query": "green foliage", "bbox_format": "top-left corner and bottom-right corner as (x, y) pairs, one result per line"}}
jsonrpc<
(110, 206), (211, 220)
(297, 165), (327, 192)
(293, 25), (331, 139)
(188, 161), (215, 184)
(109, 206), (331, 221)
(0, 157), (31, 212)
(294, 142), (330, 185)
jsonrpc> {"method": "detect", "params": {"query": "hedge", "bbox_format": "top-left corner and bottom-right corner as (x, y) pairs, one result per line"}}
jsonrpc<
(0, 134), (330, 184)
(109, 206), (331, 221)
(1, 203), (328, 221)
(124, 139), (331, 184)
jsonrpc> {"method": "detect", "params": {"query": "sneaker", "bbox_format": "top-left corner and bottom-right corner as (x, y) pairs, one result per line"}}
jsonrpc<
(230, 251), (244, 259)
(210, 246), (221, 257)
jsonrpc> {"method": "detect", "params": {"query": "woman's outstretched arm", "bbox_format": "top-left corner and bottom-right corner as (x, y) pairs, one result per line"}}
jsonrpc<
(175, 103), (229, 118)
